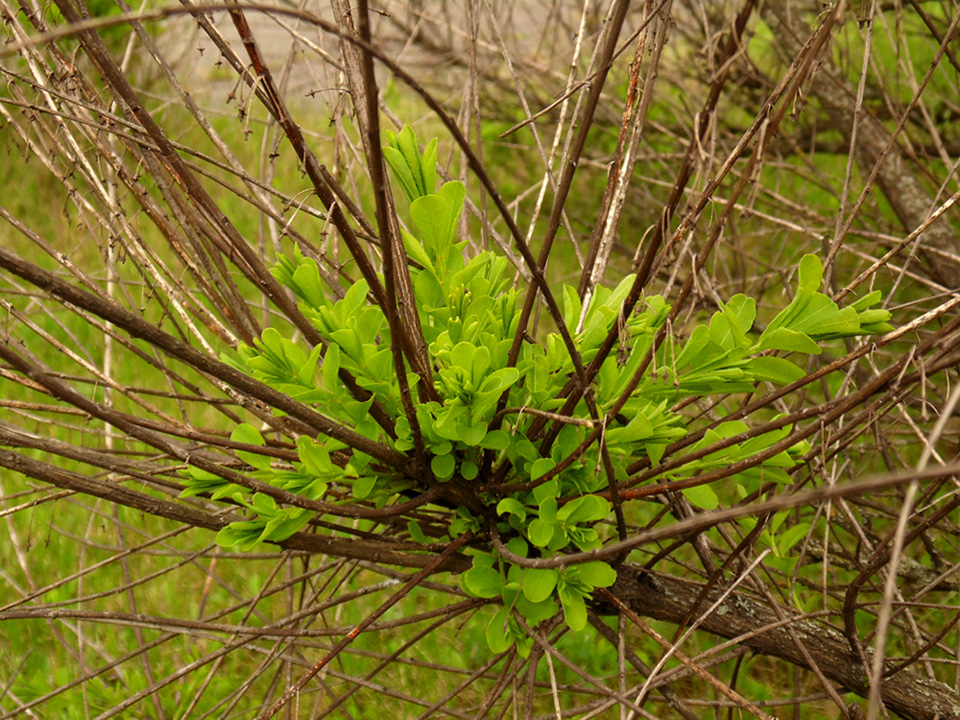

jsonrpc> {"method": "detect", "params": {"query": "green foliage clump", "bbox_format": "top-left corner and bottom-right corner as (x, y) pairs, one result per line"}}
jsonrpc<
(180, 126), (892, 654)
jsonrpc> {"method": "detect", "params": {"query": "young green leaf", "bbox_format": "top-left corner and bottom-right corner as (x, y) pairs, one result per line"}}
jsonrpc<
(463, 566), (505, 598)
(496, 498), (527, 521)
(353, 474), (378, 499)
(757, 327), (822, 355)
(407, 521), (429, 544)
(527, 518), (556, 548)
(480, 430), (510, 450)
(411, 195), (456, 260)
(216, 522), (266, 552)
(557, 495), (610, 524)
(748, 356), (806, 384)
(681, 483), (720, 510)
(778, 522), (812, 555)
(797, 254), (823, 294)
(231, 423), (264, 446)
(431, 453), (456, 481)
(530, 457), (556, 480)
(486, 608), (514, 653)
(522, 568), (559, 603)
(558, 583), (588, 631)
(573, 561), (617, 588)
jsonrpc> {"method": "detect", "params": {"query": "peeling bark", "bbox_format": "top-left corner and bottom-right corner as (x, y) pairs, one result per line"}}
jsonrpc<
(601, 565), (960, 720)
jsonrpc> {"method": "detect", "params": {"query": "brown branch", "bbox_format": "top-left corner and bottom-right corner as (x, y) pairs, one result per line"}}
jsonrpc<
(762, 0), (960, 288)
(0, 446), (468, 572)
(602, 567), (960, 720)
(0, 243), (408, 468)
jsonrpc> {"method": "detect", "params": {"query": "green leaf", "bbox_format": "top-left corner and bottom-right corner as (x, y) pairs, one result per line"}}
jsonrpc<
(606, 273), (636, 313)
(401, 228), (436, 274)
(231, 423), (264, 446)
(527, 519), (556, 548)
(792, 296), (859, 337)
(798, 254), (823, 294)
(749, 356), (806, 384)
(501, 578), (520, 603)
(675, 324), (710, 369)
(330, 328), (362, 363)
(558, 583), (588, 631)
(463, 566), (505, 598)
(470, 345), (491, 384)
(214, 484), (248, 502)
(236, 449), (272, 471)
(681, 483), (719, 510)
(434, 404), (467, 441)
(757, 327), (822, 355)
(298, 344), (323, 386)
(850, 290), (882, 312)
(478, 367), (519, 394)
(480, 430), (510, 450)
(216, 522), (264, 552)
(407, 520), (428, 544)
(414, 270), (444, 310)
(538, 495), (558, 523)
(384, 126), (436, 201)
(573, 561), (617, 588)
(532, 479), (559, 504)
(353, 474), (378, 499)
(472, 552), (496, 569)
(778, 523), (811, 555)
(261, 509), (311, 542)
(291, 258), (325, 307)
(248, 493), (276, 515)
(709, 312), (741, 350)
(606, 412), (654, 444)
(437, 181), (465, 247)
(557, 495), (610, 524)
(456, 421), (487, 447)
(646, 442), (667, 465)
(450, 341), (474, 371)
(486, 608), (514, 653)
(514, 594), (558, 625)
(762, 466), (794, 484)
(722, 294), (756, 334)
(522, 568), (558, 603)
(530, 457), (556, 480)
(383, 145), (419, 202)
(497, 498), (527, 520)
(566, 526), (601, 551)
(420, 138), (439, 196)
(506, 537), (528, 557)
(562, 285), (582, 331)
(411, 194), (456, 259)
(340, 279), (369, 318)
(322, 343), (341, 391)
(431, 453), (456, 481)
(857, 309), (892, 329)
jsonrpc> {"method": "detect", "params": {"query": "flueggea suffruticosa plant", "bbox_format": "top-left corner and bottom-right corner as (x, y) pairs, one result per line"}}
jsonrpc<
(181, 127), (893, 654)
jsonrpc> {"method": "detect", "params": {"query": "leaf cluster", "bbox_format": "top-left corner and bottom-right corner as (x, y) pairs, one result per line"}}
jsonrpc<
(181, 127), (893, 651)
